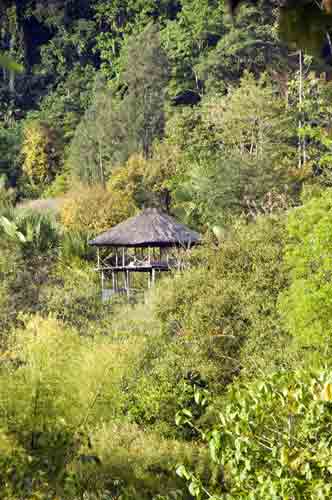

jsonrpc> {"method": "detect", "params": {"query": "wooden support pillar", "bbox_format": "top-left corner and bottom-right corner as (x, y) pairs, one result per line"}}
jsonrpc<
(126, 270), (130, 298)
(152, 268), (156, 286)
(101, 270), (105, 293)
(122, 248), (126, 267)
(112, 271), (115, 292)
(97, 248), (100, 269)
(115, 249), (118, 267)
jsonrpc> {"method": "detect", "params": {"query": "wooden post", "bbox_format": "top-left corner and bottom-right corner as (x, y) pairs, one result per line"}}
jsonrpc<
(115, 249), (118, 267)
(122, 272), (125, 293)
(112, 271), (115, 292)
(122, 248), (125, 267)
(101, 270), (105, 294)
(126, 270), (130, 298)
(97, 248), (100, 269)
(152, 268), (156, 286)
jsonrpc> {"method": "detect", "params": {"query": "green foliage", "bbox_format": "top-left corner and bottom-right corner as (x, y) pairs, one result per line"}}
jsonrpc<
(279, 2), (332, 60)
(21, 119), (62, 188)
(119, 22), (170, 159)
(153, 215), (288, 382)
(0, 209), (60, 255)
(0, 314), (142, 497)
(198, 2), (287, 94)
(2, 2), (332, 498)
(177, 73), (297, 225)
(0, 123), (22, 187)
(60, 184), (136, 234)
(39, 263), (110, 333)
(176, 368), (332, 499)
(279, 188), (332, 351)
(67, 76), (118, 185)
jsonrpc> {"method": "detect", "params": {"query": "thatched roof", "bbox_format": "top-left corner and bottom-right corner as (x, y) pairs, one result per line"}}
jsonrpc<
(89, 208), (201, 248)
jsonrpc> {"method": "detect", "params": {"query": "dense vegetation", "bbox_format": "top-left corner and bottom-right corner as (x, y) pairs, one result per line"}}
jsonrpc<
(1, 0), (332, 499)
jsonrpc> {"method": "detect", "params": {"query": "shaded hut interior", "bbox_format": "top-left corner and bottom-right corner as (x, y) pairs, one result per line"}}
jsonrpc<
(89, 208), (201, 299)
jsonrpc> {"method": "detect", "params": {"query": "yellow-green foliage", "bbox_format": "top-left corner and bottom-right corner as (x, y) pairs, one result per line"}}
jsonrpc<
(0, 315), (141, 438)
(279, 188), (332, 357)
(21, 120), (59, 185)
(60, 183), (136, 234)
(108, 153), (147, 206)
(152, 216), (288, 379)
(108, 144), (180, 211)
(72, 421), (209, 499)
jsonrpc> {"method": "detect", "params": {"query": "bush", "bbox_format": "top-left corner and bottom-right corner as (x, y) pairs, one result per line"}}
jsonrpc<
(0, 315), (143, 497)
(176, 368), (332, 499)
(279, 188), (332, 356)
(153, 216), (289, 381)
(73, 421), (209, 499)
(39, 262), (111, 333)
(60, 184), (136, 234)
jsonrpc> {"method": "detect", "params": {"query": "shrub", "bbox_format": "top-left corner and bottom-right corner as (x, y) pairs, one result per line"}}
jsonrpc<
(0, 315), (143, 497)
(279, 188), (332, 355)
(78, 421), (209, 500)
(60, 184), (136, 234)
(153, 216), (288, 381)
(38, 262), (111, 333)
(176, 368), (332, 499)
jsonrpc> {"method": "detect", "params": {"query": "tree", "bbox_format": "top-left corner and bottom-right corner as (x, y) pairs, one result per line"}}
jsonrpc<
(120, 22), (170, 158)
(0, 121), (21, 187)
(176, 73), (297, 225)
(60, 183), (136, 234)
(197, 2), (288, 94)
(67, 76), (120, 186)
(21, 119), (61, 188)
(161, 0), (224, 100)
(230, 0), (332, 65)
(108, 143), (181, 213)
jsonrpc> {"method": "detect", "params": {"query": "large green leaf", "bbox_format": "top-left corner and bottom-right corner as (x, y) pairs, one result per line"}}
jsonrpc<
(0, 53), (23, 73)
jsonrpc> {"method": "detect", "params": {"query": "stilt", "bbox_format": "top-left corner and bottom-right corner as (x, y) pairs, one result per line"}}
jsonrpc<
(97, 248), (100, 269)
(101, 270), (105, 298)
(112, 271), (115, 292)
(126, 270), (130, 298)
(152, 268), (156, 286)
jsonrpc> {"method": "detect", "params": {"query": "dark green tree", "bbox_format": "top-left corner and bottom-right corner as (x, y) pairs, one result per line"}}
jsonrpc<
(197, 2), (288, 94)
(67, 75), (119, 186)
(120, 22), (170, 158)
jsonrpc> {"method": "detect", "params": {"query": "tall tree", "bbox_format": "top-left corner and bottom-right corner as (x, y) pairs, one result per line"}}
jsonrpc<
(120, 22), (170, 158)
(67, 75), (118, 186)
(21, 119), (60, 188)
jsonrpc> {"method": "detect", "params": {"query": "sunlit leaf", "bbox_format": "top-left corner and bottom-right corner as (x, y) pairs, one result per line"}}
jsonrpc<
(0, 53), (23, 73)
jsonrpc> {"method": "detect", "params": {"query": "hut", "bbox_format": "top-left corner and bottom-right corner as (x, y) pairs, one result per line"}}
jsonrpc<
(89, 208), (201, 298)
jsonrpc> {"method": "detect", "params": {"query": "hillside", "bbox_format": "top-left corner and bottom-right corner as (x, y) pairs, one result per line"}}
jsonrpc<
(0, 1), (332, 499)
